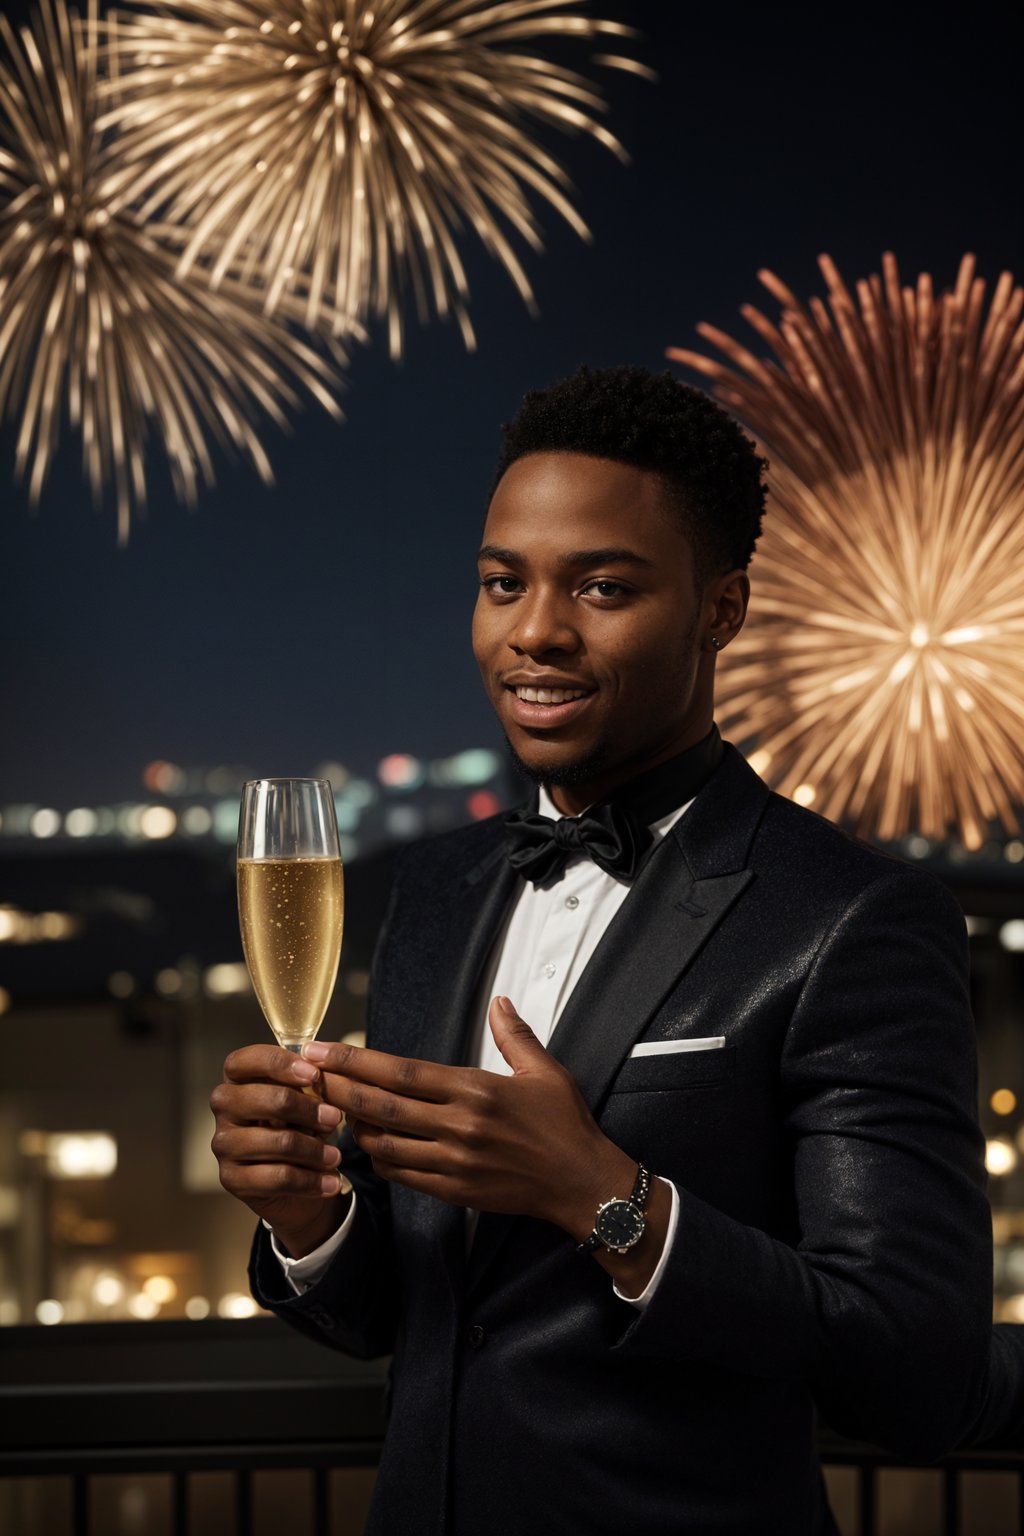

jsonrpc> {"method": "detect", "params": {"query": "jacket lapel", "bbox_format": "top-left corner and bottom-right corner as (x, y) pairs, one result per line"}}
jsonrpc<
(421, 836), (520, 1072)
(466, 745), (769, 1294)
(413, 829), (521, 1298)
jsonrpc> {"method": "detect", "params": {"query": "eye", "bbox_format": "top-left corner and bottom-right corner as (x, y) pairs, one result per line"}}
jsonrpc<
(481, 574), (522, 595)
(582, 579), (629, 600)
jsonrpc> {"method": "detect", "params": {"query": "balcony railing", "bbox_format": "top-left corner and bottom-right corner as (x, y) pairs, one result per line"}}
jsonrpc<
(3, 1319), (1023, 1536)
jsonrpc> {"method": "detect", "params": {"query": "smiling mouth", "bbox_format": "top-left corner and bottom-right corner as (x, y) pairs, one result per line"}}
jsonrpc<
(508, 684), (592, 705)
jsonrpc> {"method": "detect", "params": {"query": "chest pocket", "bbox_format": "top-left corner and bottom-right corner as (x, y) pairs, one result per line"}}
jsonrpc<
(609, 1042), (736, 1094)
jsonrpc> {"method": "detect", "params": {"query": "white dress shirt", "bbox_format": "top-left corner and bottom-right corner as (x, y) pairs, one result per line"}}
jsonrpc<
(271, 787), (689, 1306)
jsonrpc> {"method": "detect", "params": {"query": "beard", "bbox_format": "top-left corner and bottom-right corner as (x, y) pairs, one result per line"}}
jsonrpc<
(503, 734), (612, 790)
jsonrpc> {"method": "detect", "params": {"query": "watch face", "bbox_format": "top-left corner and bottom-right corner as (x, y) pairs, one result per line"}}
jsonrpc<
(595, 1199), (644, 1251)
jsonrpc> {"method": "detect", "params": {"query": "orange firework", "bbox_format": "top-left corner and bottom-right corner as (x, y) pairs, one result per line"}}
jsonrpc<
(669, 253), (1024, 850)
(96, 1), (652, 357)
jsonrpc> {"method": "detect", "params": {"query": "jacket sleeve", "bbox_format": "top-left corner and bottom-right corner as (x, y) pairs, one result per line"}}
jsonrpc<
(613, 869), (993, 1460)
(248, 870), (405, 1359)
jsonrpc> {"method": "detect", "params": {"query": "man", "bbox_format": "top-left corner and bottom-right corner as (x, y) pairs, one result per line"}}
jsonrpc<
(212, 366), (997, 1535)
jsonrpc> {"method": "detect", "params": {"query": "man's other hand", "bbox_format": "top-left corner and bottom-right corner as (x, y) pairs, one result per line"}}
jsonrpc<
(302, 998), (630, 1241)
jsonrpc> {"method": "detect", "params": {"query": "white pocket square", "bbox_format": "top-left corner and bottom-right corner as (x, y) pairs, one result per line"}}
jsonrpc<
(629, 1036), (725, 1058)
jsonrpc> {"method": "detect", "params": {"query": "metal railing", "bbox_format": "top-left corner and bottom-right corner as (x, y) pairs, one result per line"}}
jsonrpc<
(3, 1319), (1023, 1536)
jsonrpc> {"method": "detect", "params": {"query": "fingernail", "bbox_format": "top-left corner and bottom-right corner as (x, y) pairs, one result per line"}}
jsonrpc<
(292, 1060), (319, 1082)
(322, 1145), (341, 1168)
(497, 995), (517, 1017)
(302, 1042), (329, 1062)
(320, 1173), (341, 1195)
(317, 1103), (341, 1128)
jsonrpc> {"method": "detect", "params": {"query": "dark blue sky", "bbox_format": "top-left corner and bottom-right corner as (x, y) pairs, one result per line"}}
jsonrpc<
(1, 0), (1021, 807)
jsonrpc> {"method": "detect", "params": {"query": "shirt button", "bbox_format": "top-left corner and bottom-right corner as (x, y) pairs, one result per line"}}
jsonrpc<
(565, 895), (580, 910)
(543, 963), (556, 979)
(467, 1324), (486, 1349)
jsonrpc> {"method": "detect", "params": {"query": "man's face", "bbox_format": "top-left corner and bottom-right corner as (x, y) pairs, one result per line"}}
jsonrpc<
(473, 452), (731, 811)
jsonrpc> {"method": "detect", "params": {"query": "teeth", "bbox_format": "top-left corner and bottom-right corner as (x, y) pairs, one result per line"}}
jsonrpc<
(514, 686), (588, 704)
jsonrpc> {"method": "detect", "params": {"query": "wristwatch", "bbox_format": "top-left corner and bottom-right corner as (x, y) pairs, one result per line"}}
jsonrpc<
(576, 1163), (651, 1255)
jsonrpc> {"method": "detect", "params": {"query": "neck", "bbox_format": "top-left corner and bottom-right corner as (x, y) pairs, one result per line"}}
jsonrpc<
(547, 718), (717, 817)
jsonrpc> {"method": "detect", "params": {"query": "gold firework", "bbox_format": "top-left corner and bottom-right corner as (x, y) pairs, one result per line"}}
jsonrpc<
(668, 253), (1024, 850)
(97, 1), (652, 356)
(0, 0), (348, 542)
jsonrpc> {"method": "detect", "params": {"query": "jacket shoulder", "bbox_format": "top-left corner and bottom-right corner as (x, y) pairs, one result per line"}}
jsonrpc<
(755, 787), (960, 915)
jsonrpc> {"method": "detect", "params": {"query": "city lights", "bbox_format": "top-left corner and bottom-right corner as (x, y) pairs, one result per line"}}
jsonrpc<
(378, 754), (424, 790)
(107, 972), (137, 1000)
(385, 806), (424, 839)
(0, 907), (82, 944)
(467, 791), (502, 821)
(203, 963), (251, 998)
(992, 1090), (1018, 1117)
(185, 1296), (211, 1320)
(35, 1299), (64, 1326)
(218, 1292), (259, 1319)
(142, 1275), (177, 1305)
(92, 1273), (126, 1307)
(127, 1293), (159, 1320)
(139, 806), (177, 839)
(986, 1139), (1019, 1177)
(155, 968), (184, 998)
(46, 1133), (117, 1180)
(432, 749), (501, 787)
(181, 806), (213, 836)
(29, 808), (61, 838)
(65, 807), (99, 837)
(1000, 922), (1024, 953)
(143, 761), (186, 795)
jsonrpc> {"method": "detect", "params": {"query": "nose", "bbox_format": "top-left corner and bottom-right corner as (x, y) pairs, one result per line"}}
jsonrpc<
(506, 587), (580, 658)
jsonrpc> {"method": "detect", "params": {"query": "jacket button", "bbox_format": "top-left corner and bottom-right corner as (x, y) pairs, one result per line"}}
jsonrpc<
(310, 1307), (336, 1330)
(467, 1324), (486, 1349)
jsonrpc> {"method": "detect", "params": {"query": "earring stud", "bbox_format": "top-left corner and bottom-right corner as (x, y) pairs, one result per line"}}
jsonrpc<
(710, 635), (722, 651)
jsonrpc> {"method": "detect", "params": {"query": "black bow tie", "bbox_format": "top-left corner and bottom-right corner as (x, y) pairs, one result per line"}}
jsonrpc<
(503, 727), (724, 887)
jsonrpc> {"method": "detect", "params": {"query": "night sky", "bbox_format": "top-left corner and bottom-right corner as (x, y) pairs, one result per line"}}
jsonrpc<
(1, 0), (1020, 810)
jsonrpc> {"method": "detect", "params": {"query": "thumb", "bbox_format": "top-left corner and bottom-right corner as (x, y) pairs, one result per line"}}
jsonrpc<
(489, 995), (545, 1073)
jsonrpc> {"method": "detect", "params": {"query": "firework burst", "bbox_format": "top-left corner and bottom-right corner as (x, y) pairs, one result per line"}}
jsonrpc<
(0, 0), (349, 541)
(668, 252), (1024, 850)
(96, 0), (652, 356)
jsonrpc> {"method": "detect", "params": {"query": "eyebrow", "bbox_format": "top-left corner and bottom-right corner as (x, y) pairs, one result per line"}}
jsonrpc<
(477, 544), (655, 570)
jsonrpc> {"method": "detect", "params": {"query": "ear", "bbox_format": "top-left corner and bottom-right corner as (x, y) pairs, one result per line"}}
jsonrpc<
(705, 569), (750, 653)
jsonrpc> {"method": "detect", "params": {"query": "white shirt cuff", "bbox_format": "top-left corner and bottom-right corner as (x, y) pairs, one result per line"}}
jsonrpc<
(265, 1192), (358, 1295)
(612, 1177), (679, 1312)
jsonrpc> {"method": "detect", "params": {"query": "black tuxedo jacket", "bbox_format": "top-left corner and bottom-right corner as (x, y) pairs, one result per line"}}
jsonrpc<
(251, 744), (995, 1535)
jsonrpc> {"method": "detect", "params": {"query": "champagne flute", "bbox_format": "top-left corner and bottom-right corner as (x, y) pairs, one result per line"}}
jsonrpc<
(237, 778), (344, 1074)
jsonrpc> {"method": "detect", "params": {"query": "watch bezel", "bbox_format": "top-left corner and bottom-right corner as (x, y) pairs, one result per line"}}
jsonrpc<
(593, 1197), (645, 1253)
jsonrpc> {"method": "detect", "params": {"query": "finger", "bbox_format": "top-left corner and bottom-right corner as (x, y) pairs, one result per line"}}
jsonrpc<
(211, 1080), (341, 1135)
(220, 1159), (346, 1200)
(224, 1044), (322, 1090)
(326, 1077), (445, 1135)
(302, 1040), (454, 1102)
(488, 995), (546, 1073)
(349, 1122), (448, 1172)
(213, 1125), (343, 1171)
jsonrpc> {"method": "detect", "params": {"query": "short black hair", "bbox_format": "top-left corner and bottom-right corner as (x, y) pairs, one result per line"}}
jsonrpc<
(492, 364), (767, 582)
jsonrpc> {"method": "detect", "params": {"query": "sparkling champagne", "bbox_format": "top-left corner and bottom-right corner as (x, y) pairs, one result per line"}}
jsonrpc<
(237, 856), (344, 1049)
